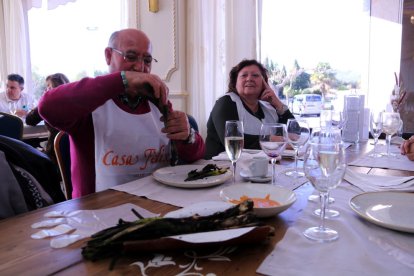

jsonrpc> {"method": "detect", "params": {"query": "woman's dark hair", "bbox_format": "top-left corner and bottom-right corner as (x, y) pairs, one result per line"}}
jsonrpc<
(46, 73), (70, 88)
(227, 59), (269, 93)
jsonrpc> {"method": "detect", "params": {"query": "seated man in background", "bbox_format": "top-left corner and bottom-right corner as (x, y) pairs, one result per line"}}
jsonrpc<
(39, 28), (205, 199)
(401, 135), (414, 161)
(0, 74), (34, 117)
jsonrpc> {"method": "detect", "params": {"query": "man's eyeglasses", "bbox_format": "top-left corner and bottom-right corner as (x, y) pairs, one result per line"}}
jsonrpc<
(111, 48), (158, 65)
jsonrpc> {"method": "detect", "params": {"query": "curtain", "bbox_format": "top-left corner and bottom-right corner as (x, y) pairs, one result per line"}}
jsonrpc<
(0, 0), (31, 92)
(186, 0), (260, 138)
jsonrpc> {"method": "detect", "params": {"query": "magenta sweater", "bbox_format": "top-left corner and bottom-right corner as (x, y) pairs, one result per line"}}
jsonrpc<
(39, 72), (205, 198)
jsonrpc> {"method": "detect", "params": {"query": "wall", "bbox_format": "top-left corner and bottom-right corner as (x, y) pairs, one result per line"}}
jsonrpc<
(135, 0), (188, 112)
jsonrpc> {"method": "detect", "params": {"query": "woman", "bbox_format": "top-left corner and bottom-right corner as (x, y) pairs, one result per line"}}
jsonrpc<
(26, 73), (70, 164)
(205, 59), (294, 159)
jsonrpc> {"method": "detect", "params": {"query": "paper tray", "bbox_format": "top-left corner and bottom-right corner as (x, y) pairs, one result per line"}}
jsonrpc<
(122, 226), (274, 252)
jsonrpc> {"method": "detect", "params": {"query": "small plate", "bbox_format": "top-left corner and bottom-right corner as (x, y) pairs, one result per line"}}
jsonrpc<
(349, 192), (414, 233)
(220, 184), (296, 217)
(240, 170), (271, 183)
(153, 165), (232, 188)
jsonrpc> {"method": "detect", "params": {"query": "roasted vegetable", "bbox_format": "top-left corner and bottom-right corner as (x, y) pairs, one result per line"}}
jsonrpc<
(82, 200), (259, 261)
(185, 164), (229, 181)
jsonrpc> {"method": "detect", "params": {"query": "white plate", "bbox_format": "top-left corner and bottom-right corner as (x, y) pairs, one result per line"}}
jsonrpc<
(152, 165), (232, 188)
(164, 201), (234, 218)
(349, 192), (414, 233)
(240, 170), (271, 183)
(220, 184), (296, 217)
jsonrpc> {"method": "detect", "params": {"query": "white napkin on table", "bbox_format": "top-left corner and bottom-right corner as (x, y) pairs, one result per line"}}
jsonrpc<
(212, 150), (269, 161)
(344, 168), (414, 192)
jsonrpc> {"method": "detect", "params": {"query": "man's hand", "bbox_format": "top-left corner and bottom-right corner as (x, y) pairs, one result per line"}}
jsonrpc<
(161, 111), (190, 141)
(124, 71), (169, 106)
(401, 136), (414, 161)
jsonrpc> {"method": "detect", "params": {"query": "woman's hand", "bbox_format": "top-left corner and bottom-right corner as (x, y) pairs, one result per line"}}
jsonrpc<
(400, 135), (414, 161)
(259, 78), (284, 112)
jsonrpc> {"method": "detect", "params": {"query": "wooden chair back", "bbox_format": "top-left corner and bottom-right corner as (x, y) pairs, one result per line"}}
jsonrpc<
(54, 131), (72, 199)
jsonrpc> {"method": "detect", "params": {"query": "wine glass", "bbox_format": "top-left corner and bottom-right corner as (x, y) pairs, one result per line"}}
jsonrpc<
(259, 123), (287, 186)
(8, 101), (17, 115)
(331, 110), (347, 131)
(369, 110), (383, 157)
(307, 127), (341, 215)
(224, 120), (244, 184)
(303, 140), (346, 242)
(382, 112), (401, 157)
(285, 119), (310, 178)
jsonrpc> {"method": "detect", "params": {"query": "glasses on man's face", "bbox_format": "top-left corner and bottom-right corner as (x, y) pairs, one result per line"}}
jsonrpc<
(111, 48), (158, 65)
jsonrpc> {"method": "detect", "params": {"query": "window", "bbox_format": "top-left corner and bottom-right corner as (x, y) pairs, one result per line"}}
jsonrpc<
(28, 0), (124, 99)
(261, 0), (370, 111)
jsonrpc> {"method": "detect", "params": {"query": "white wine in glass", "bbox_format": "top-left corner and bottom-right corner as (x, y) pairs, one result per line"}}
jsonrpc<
(224, 120), (244, 184)
(303, 141), (346, 242)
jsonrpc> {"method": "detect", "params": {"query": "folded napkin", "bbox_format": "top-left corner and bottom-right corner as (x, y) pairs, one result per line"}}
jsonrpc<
(344, 169), (414, 192)
(212, 150), (269, 161)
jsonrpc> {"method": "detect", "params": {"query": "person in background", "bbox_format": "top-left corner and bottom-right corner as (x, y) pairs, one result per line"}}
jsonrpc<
(205, 59), (295, 159)
(26, 73), (70, 164)
(39, 28), (205, 198)
(0, 74), (34, 117)
(400, 135), (414, 161)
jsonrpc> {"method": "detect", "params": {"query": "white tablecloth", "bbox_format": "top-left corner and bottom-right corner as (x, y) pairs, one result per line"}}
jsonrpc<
(257, 183), (414, 276)
(348, 144), (414, 172)
(111, 163), (307, 208)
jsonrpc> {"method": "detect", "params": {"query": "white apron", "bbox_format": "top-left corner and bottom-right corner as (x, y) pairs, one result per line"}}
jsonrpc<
(228, 93), (279, 135)
(92, 100), (170, 191)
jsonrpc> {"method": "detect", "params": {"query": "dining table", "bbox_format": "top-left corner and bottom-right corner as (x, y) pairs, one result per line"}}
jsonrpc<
(22, 121), (48, 140)
(0, 141), (413, 275)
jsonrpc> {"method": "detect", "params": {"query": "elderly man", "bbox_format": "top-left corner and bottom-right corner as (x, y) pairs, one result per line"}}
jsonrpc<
(39, 29), (205, 198)
(0, 74), (33, 117)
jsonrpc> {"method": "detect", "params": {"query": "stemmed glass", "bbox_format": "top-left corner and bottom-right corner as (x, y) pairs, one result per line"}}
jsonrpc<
(303, 139), (346, 242)
(259, 123), (287, 186)
(285, 119), (310, 178)
(307, 128), (341, 217)
(224, 120), (244, 184)
(382, 112), (401, 157)
(8, 101), (17, 115)
(331, 110), (347, 132)
(369, 110), (383, 157)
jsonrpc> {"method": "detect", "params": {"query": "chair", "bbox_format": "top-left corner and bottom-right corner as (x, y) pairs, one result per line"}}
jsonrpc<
(54, 131), (72, 199)
(187, 114), (199, 132)
(0, 112), (23, 140)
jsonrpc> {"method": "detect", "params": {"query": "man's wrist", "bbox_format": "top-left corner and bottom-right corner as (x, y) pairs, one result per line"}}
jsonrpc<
(185, 127), (196, 144)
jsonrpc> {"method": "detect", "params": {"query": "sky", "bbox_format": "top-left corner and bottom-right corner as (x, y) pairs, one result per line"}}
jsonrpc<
(261, 0), (369, 73)
(28, 0), (122, 80)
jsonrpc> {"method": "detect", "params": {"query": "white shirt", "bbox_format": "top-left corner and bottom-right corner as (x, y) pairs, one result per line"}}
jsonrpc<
(0, 92), (34, 114)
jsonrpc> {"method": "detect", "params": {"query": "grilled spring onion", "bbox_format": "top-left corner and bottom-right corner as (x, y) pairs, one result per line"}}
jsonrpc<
(185, 164), (229, 181)
(82, 200), (260, 261)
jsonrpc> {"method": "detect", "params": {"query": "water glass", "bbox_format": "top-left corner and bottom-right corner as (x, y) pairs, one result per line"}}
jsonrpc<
(369, 110), (383, 157)
(382, 112), (401, 157)
(285, 119), (310, 178)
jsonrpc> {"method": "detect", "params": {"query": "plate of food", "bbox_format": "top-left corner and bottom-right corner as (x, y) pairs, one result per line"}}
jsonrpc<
(152, 164), (232, 188)
(349, 191), (414, 233)
(220, 184), (296, 217)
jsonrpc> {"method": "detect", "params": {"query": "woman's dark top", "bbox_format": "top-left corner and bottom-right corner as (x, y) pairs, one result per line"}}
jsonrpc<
(26, 107), (59, 164)
(205, 95), (294, 159)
